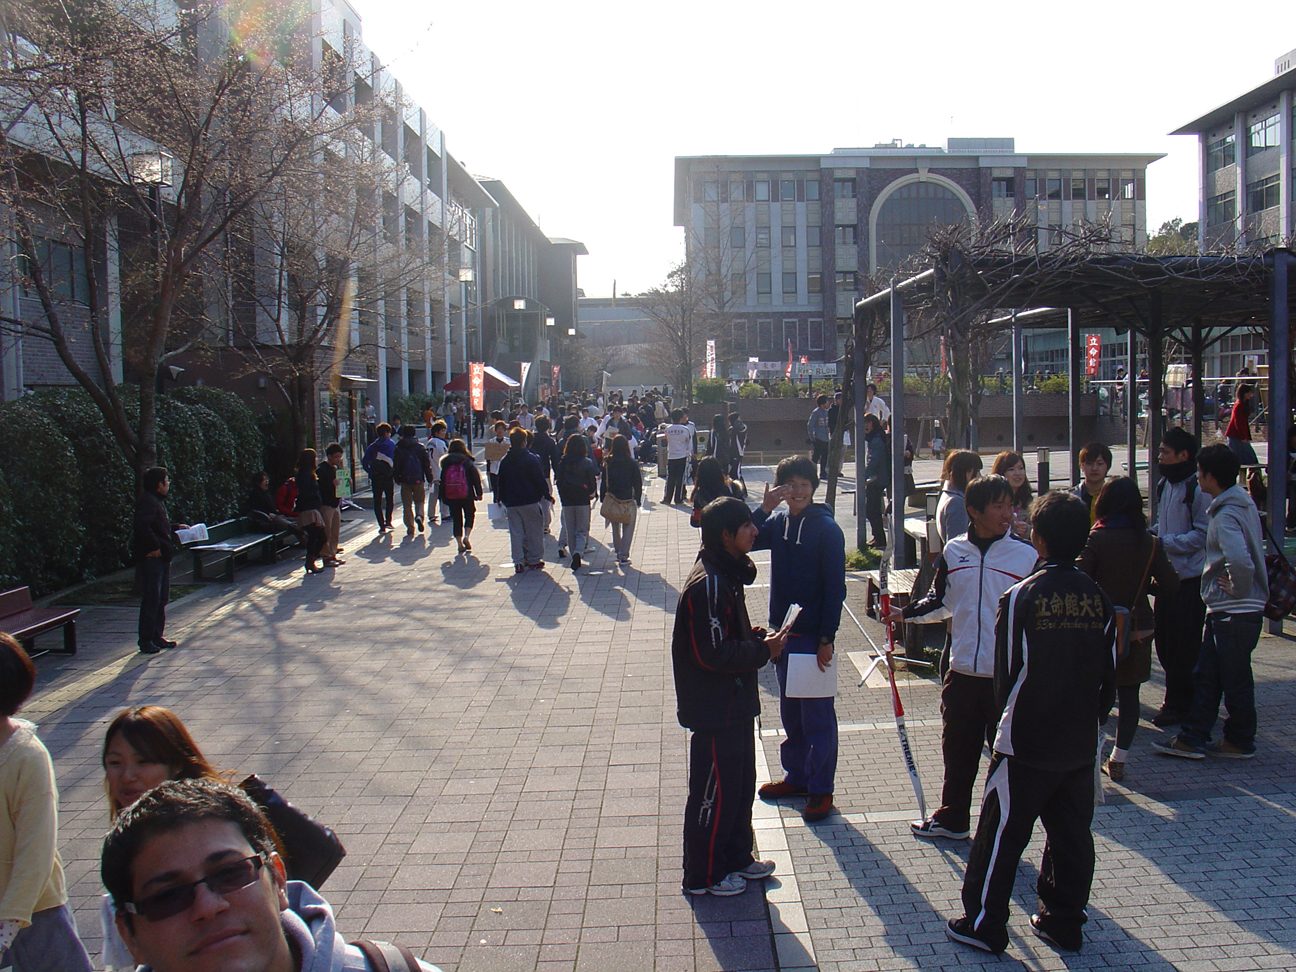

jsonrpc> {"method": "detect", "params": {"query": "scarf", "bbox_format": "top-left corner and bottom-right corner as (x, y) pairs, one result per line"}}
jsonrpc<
(1160, 458), (1194, 485)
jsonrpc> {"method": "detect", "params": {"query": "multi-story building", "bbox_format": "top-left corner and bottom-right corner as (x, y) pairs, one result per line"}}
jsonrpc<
(674, 140), (1161, 380)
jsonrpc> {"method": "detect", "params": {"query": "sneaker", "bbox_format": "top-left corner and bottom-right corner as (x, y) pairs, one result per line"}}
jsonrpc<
(1205, 740), (1255, 759)
(1151, 706), (1184, 728)
(558, 547), (568, 558)
(945, 916), (1007, 954)
(138, 642), (162, 655)
(911, 816), (970, 840)
(527, 561), (546, 571)
(416, 517), (424, 533)
(1102, 758), (1125, 782)
(1031, 913), (1082, 952)
(758, 780), (808, 800)
(802, 793), (835, 823)
(1153, 736), (1207, 759)
(684, 873), (746, 897)
(515, 564), (526, 574)
(155, 638), (178, 649)
(734, 859), (776, 880)
(571, 553), (582, 570)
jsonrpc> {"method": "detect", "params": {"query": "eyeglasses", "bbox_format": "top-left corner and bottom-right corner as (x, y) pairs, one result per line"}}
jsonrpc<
(125, 855), (265, 922)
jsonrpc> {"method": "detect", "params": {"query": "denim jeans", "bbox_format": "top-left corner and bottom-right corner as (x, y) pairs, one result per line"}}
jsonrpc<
(1179, 611), (1262, 752)
(775, 635), (838, 794)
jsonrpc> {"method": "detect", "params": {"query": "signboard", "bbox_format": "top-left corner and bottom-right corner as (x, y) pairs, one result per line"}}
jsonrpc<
(1085, 333), (1101, 376)
(519, 361), (532, 395)
(785, 339), (794, 379)
(469, 362), (485, 412)
(748, 356), (759, 380)
(747, 361), (838, 378)
(551, 364), (561, 392)
(337, 466), (353, 498)
(705, 339), (716, 378)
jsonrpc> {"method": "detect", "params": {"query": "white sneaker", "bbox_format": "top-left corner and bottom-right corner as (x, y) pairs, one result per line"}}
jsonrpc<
(685, 873), (746, 896)
(734, 860), (775, 880)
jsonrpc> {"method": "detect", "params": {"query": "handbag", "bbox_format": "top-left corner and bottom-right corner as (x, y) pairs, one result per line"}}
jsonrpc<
(1263, 525), (1296, 621)
(1113, 539), (1157, 663)
(601, 495), (635, 524)
(240, 775), (346, 889)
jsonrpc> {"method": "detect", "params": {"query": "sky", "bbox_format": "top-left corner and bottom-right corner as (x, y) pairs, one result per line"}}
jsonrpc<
(358, 1), (1296, 298)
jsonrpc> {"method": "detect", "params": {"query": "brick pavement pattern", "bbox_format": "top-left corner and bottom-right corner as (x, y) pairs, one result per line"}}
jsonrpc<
(22, 463), (1296, 972)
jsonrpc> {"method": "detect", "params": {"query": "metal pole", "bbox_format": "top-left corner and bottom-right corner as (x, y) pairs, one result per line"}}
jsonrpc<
(853, 309), (868, 553)
(1012, 311), (1024, 453)
(1268, 250), (1291, 635)
(1191, 318), (1205, 442)
(1127, 328), (1138, 485)
(1147, 291), (1164, 526)
(1068, 308), (1082, 485)
(891, 278), (907, 569)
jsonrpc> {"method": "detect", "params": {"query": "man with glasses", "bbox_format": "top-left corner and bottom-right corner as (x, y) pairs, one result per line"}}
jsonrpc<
(101, 778), (438, 972)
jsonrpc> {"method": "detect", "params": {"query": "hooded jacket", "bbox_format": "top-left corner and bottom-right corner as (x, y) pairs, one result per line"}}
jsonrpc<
(1201, 484), (1268, 614)
(439, 452), (483, 501)
(1155, 463), (1210, 578)
(672, 547), (771, 731)
(751, 503), (846, 642)
(495, 446), (550, 508)
(556, 453), (599, 506)
(863, 427), (889, 485)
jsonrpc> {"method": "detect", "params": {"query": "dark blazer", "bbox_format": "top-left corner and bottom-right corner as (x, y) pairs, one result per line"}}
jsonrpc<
(133, 491), (178, 561)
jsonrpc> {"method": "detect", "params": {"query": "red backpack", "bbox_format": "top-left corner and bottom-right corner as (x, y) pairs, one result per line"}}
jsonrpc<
(442, 460), (470, 500)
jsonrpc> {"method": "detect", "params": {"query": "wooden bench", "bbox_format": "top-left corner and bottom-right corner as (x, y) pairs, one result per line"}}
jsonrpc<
(0, 587), (79, 656)
(189, 517), (297, 582)
(861, 568), (921, 619)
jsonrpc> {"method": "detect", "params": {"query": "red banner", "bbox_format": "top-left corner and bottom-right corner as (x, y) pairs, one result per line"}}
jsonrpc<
(785, 339), (794, 379)
(469, 362), (485, 412)
(551, 364), (561, 393)
(1085, 334), (1101, 376)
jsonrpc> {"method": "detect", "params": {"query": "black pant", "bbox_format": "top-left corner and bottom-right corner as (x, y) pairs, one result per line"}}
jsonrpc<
(683, 723), (757, 890)
(961, 755), (1095, 937)
(1113, 683), (1141, 750)
(446, 499), (476, 538)
(1154, 579), (1206, 712)
(138, 556), (170, 647)
(811, 439), (830, 480)
(936, 671), (999, 832)
(864, 480), (888, 546)
(664, 457), (687, 504)
(372, 478), (394, 528)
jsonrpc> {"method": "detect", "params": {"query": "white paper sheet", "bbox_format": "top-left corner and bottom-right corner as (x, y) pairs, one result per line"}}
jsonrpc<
(176, 523), (208, 544)
(487, 502), (507, 522)
(780, 602), (802, 634)
(785, 651), (837, 698)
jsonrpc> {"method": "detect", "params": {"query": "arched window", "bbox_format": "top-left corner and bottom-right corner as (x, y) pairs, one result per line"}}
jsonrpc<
(874, 181), (972, 270)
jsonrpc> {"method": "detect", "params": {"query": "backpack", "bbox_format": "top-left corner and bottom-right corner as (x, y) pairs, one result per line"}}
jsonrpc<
(350, 939), (421, 972)
(396, 442), (424, 484)
(1156, 475), (1196, 516)
(442, 459), (469, 500)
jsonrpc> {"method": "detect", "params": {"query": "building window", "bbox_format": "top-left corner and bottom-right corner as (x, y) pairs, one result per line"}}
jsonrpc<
(808, 318), (824, 351)
(1207, 190), (1236, 226)
(991, 177), (1014, 199)
(805, 179), (820, 201)
(1045, 178), (1062, 200)
(1047, 225), (1063, 245)
(780, 179), (796, 201)
(807, 272), (822, 294)
(1247, 114), (1280, 156)
(782, 272), (798, 295)
(729, 179), (746, 202)
(702, 181), (719, 201)
(731, 272), (745, 294)
(755, 226), (770, 247)
(834, 225), (858, 246)
(1247, 174), (1280, 212)
(730, 225), (746, 248)
(1095, 178), (1111, 200)
(1118, 178), (1135, 200)
(757, 273), (772, 295)
(1207, 134), (1236, 172)
(758, 318), (773, 348)
(806, 225), (821, 247)
(781, 225), (796, 247)
(835, 271), (858, 291)
(1024, 177), (1038, 198)
(19, 237), (87, 302)
(755, 180), (770, 201)
(783, 319), (798, 349)
(1070, 177), (1086, 201)
(834, 179), (856, 199)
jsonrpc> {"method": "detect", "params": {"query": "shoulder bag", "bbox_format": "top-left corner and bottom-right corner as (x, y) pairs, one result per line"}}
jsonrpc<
(240, 775), (346, 889)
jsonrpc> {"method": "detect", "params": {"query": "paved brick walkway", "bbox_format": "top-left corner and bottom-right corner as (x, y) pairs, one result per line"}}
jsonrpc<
(22, 462), (1296, 972)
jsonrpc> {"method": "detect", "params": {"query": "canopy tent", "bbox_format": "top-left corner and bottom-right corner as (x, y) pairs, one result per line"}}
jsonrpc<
(442, 365), (520, 393)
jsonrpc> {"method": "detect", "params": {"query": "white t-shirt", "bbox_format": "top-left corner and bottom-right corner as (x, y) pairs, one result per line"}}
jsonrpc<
(865, 395), (891, 424)
(664, 423), (694, 460)
(427, 436), (447, 480)
(517, 411), (535, 431)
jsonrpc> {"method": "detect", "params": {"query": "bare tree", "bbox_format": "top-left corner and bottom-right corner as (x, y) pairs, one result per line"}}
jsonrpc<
(638, 262), (703, 403)
(0, 0), (363, 472)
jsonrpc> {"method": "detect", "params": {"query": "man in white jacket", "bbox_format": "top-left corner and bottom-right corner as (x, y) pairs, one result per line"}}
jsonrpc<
(1156, 444), (1267, 759)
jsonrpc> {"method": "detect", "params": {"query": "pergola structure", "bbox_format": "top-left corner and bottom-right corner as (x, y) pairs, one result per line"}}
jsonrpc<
(853, 250), (1296, 599)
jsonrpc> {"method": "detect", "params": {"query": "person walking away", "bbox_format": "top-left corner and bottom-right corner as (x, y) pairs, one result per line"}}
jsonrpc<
(532, 415), (560, 534)
(1155, 444), (1267, 759)
(946, 491), (1115, 955)
(496, 428), (553, 573)
(728, 412), (747, 481)
(293, 450), (329, 574)
(601, 435), (643, 565)
(752, 456), (847, 823)
(662, 409), (693, 505)
(427, 421), (449, 526)
(392, 426), (433, 536)
(673, 498), (786, 896)
(1224, 382), (1259, 466)
(862, 413), (890, 549)
(0, 635), (94, 972)
(441, 439), (483, 554)
(992, 450), (1033, 539)
(1077, 477), (1178, 782)
(362, 422), (396, 532)
(1151, 427), (1211, 728)
(894, 475), (1040, 840)
(557, 433), (599, 571)
(706, 414), (732, 476)
(133, 467), (186, 655)
(935, 450), (984, 546)
(1071, 442), (1111, 525)
(317, 444), (345, 567)
(807, 394), (833, 481)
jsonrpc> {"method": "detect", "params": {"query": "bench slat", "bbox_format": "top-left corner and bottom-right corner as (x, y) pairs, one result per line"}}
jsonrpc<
(0, 607), (80, 638)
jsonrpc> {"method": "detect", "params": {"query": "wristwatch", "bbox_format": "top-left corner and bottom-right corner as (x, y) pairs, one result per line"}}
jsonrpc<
(819, 636), (832, 646)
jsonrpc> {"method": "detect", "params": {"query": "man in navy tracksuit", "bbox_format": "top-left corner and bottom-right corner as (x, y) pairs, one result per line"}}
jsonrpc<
(947, 491), (1116, 955)
(672, 498), (787, 896)
(752, 456), (847, 823)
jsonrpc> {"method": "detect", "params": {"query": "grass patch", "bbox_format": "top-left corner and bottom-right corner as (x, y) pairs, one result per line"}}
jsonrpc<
(845, 547), (881, 571)
(50, 581), (204, 607)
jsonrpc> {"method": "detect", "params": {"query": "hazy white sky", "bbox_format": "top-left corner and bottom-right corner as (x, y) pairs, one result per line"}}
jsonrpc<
(359, 1), (1296, 298)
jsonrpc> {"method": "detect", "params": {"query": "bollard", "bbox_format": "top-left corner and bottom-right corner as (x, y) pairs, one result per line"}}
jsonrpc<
(1037, 448), (1050, 495)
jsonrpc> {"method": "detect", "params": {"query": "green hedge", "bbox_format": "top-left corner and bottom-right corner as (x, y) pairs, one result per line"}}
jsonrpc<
(0, 402), (86, 593)
(694, 377), (727, 403)
(172, 387), (266, 492)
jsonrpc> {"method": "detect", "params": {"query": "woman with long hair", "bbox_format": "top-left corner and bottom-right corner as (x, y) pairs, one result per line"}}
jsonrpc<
(991, 451), (1033, 539)
(705, 413), (732, 473)
(440, 437), (484, 554)
(935, 449), (983, 546)
(1077, 477), (1178, 782)
(294, 449), (328, 574)
(557, 432), (600, 571)
(600, 434), (643, 565)
(1225, 382), (1259, 465)
(689, 456), (744, 528)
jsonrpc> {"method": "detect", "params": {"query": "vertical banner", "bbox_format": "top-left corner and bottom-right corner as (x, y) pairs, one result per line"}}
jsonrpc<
(940, 335), (948, 375)
(748, 356), (759, 380)
(551, 364), (561, 393)
(469, 362), (485, 412)
(705, 339), (716, 378)
(519, 362), (532, 396)
(1085, 333), (1101, 376)
(785, 338), (795, 379)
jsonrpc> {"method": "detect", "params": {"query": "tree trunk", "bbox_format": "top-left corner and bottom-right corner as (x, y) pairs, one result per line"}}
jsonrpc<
(825, 341), (854, 512)
(946, 319), (974, 450)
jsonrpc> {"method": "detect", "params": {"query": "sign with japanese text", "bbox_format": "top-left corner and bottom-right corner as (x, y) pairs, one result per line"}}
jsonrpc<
(469, 362), (485, 412)
(1085, 334), (1101, 376)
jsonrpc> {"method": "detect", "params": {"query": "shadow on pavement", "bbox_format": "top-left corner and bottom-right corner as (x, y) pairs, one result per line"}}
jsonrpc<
(688, 884), (778, 971)
(505, 568), (570, 628)
(439, 554), (490, 589)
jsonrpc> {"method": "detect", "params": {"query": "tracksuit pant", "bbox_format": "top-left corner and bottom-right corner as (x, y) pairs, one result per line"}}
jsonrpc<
(961, 754), (1095, 939)
(683, 721), (758, 891)
(935, 671), (999, 832)
(1154, 579), (1206, 713)
(775, 636), (838, 794)
(664, 457), (688, 504)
